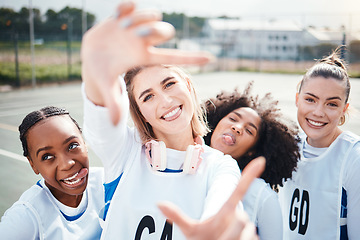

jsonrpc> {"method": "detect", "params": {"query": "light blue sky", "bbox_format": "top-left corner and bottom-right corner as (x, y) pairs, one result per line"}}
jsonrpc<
(1, 0), (359, 31)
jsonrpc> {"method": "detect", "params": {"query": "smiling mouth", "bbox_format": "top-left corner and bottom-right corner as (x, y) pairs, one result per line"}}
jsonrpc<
(61, 168), (88, 187)
(307, 119), (327, 127)
(161, 106), (182, 121)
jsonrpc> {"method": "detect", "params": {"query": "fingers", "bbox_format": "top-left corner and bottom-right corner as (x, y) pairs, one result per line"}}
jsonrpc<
(135, 21), (175, 46)
(157, 201), (196, 234)
(239, 221), (259, 240)
(149, 47), (215, 66)
(218, 210), (247, 240)
(126, 9), (163, 27)
(114, 1), (136, 19)
(224, 156), (266, 209)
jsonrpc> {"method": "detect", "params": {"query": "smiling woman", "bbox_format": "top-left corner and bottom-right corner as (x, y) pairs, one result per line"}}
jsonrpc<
(278, 49), (360, 239)
(78, 2), (246, 238)
(0, 106), (104, 239)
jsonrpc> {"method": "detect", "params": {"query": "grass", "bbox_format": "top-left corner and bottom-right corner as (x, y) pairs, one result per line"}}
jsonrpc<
(0, 61), (81, 86)
(0, 40), (359, 87)
(0, 40), (81, 86)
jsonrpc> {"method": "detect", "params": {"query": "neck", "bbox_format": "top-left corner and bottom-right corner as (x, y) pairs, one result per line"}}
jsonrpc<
(46, 182), (83, 208)
(156, 127), (195, 151)
(307, 127), (342, 148)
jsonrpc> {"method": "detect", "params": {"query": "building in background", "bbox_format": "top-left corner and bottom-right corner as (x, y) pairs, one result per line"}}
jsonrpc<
(196, 18), (359, 61)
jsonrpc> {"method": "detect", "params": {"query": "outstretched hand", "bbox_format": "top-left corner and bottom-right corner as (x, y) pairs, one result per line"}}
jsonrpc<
(81, 1), (213, 125)
(158, 156), (266, 240)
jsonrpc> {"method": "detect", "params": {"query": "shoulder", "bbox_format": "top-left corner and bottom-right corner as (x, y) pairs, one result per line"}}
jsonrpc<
(87, 167), (105, 197)
(18, 183), (45, 203)
(0, 202), (39, 238)
(202, 145), (233, 162)
(340, 131), (360, 144)
(89, 167), (105, 180)
(203, 145), (239, 169)
(0, 185), (44, 237)
(246, 178), (277, 201)
(201, 145), (240, 182)
(337, 131), (360, 161)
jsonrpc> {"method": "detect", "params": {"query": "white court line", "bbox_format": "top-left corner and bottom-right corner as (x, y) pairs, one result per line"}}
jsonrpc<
(0, 123), (17, 132)
(0, 149), (27, 163)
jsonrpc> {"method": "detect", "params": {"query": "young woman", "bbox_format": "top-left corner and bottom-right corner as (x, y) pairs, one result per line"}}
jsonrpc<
(278, 50), (360, 239)
(203, 82), (300, 240)
(81, 2), (241, 239)
(0, 106), (104, 239)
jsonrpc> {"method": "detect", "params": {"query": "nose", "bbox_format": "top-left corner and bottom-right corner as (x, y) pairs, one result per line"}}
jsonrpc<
(312, 104), (325, 117)
(231, 124), (243, 135)
(58, 155), (76, 171)
(159, 92), (173, 107)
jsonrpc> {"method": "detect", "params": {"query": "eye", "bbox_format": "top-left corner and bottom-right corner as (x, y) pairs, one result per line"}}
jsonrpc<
(164, 81), (175, 89)
(69, 142), (80, 151)
(305, 98), (315, 103)
(143, 94), (153, 102)
(327, 102), (338, 107)
(41, 154), (54, 161)
(229, 117), (236, 121)
(245, 128), (254, 136)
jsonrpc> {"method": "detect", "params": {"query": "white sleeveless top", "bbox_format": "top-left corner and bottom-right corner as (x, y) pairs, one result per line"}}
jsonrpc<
(0, 168), (104, 240)
(278, 131), (360, 239)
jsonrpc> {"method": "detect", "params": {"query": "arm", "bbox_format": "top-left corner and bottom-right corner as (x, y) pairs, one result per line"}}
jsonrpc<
(82, 78), (132, 182)
(201, 154), (241, 220)
(0, 204), (39, 239)
(158, 156), (265, 240)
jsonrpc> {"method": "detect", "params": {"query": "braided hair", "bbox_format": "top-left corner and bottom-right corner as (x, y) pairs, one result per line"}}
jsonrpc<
(19, 106), (81, 157)
(204, 81), (300, 191)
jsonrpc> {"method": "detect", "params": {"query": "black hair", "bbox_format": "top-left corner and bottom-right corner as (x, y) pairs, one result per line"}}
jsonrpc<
(19, 106), (81, 157)
(204, 81), (300, 191)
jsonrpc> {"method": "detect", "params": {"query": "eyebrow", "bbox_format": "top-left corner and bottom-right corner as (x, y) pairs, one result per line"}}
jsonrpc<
(36, 146), (52, 157)
(305, 92), (342, 101)
(35, 136), (78, 157)
(138, 76), (175, 100)
(233, 112), (258, 131)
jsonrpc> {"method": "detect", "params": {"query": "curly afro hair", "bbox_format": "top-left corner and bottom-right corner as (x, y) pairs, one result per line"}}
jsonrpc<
(204, 81), (300, 191)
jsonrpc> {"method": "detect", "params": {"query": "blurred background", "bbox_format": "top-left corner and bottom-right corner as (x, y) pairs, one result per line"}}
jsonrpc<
(0, 0), (359, 88)
(0, 0), (360, 216)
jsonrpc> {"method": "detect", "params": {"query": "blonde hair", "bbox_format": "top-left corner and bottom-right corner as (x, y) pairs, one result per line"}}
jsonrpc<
(124, 64), (209, 143)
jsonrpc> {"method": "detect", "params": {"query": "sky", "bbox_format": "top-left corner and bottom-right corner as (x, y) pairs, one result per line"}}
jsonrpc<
(1, 0), (360, 32)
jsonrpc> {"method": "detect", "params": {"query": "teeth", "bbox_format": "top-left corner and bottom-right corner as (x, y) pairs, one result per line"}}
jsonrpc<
(63, 172), (78, 181)
(163, 107), (180, 119)
(308, 119), (324, 126)
(63, 178), (81, 185)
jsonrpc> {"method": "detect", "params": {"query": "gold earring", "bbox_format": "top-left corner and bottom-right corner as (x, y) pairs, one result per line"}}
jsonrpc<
(338, 115), (345, 126)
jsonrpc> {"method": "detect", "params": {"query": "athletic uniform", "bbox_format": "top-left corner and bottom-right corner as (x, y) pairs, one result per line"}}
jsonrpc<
(243, 178), (283, 240)
(0, 168), (104, 240)
(82, 81), (241, 240)
(278, 131), (360, 239)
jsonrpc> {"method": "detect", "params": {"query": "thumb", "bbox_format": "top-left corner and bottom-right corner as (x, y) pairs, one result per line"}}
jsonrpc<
(224, 156), (266, 209)
(158, 201), (195, 232)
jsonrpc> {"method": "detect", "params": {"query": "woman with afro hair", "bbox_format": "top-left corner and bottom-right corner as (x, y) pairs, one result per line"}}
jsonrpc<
(204, 81), (300, 240)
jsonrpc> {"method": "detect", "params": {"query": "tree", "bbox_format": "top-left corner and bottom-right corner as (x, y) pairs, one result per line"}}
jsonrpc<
(0, 6), (96, 41)
(163, 12), (206, 38)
